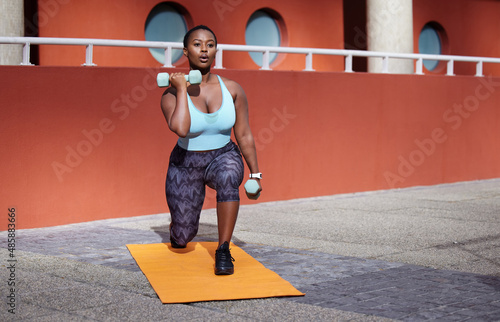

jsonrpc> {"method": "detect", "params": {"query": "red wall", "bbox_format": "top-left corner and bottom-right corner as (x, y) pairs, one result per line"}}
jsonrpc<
(413, 0), (500, 76)
(36, 0), (344, 71)
(35, 0), (500, 75)
(2, 66), (500, 229)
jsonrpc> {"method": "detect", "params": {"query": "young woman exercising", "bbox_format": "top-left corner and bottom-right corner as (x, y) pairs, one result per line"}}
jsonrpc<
(161, 25), (262, 275)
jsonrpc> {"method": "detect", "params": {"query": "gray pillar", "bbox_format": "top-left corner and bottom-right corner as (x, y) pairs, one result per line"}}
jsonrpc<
(367, 0), (414, 74)
(0, 0), (24, 65)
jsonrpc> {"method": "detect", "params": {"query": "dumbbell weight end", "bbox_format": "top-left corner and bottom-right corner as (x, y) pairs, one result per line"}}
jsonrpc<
(244, 179), (261, 200)
(156, 73), (170, 87)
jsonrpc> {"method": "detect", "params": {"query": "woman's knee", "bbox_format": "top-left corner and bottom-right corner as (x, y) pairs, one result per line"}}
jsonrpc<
(170, 223), (198, 247)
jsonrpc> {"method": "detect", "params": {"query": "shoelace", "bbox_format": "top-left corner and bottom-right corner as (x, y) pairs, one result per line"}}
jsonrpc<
(216, 248), (235, 262)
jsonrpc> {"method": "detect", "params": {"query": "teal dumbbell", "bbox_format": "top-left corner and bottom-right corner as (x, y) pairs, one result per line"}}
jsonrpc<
(244, 179), (261, 200)
(157, 70), (202, 87)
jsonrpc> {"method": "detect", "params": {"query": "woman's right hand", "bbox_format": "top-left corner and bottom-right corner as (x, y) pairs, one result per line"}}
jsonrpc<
(169, 72), (188, 90)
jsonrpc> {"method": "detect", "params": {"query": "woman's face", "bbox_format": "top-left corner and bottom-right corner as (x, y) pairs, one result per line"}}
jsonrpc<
(183, 29), (217, 69)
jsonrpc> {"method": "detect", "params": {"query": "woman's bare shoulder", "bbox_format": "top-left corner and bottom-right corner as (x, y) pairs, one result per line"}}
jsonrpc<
(218, 75), (244, 95)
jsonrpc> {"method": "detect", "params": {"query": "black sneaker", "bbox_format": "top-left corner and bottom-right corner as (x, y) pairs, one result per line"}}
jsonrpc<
(214, 242), (235, 275)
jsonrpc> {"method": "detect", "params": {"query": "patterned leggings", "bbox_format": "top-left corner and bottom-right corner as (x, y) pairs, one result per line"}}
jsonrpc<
(165, 141), (244, 246)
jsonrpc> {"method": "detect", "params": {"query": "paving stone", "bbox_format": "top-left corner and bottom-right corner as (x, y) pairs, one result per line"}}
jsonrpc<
(1, 179), (499, 321)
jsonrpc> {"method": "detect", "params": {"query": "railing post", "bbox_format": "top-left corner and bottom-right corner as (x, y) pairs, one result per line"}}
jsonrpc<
(304, 52), (314, 71)
(261, 50), (271, 70)
(21, 42), (33, 66)
(415, 58), (424, 75)
(344, 54), (353, 73)
(475, 61), (484, 77)
(382, 56), (389, 73)
(83, 44), (96, 66)
(163, 47), (173, 68)
(214, 48), (224, 69)
(446, 59), (455, 76)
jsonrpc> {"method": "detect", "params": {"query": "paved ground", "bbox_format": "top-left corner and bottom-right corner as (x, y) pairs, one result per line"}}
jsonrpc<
(1, 179), (500, 321)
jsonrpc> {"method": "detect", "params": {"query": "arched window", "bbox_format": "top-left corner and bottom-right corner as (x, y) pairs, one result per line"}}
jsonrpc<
(245, 10), (283, 67)
(145, 3), (187, 64)
(418, 22), (447, 72)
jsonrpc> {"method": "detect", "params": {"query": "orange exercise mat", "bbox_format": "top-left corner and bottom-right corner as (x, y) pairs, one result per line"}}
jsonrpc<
(126, 242), (305, 304)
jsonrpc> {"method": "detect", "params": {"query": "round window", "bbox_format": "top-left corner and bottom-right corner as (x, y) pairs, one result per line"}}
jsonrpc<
(418, 22), (446, 71)
(145, 3), (187, 64)
(245, 10), (281, 67)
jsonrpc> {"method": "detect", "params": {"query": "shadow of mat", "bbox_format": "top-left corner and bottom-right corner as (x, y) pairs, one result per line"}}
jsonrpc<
(126, 242), (304, 304)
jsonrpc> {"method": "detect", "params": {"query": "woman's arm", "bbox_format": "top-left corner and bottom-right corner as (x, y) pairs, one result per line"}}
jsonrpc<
(160, 73), (191, 138)
(229, 79), (262, 194)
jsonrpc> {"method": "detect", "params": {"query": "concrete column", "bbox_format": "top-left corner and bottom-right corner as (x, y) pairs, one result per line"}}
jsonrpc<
(0, 0), (24, 65)
(367, 0), (414, 74)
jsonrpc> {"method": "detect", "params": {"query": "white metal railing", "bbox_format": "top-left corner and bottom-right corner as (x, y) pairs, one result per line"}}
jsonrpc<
(2, 36), (500, 76)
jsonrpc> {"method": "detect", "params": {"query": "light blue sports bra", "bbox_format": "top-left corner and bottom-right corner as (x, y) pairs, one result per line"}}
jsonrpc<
(177, 75), (236, 151)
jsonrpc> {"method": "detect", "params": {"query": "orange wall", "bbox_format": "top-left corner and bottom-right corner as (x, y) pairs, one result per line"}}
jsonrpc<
(2, 66), (500, 229)
(35, 0), (500, 75)
(37, 0), (344, 71)
(413, 0), (500, 76)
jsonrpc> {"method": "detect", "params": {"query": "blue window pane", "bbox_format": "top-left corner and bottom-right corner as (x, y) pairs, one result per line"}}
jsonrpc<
(418, 24), (442, 71)
(245, 11), (281, 66)
(145, 4), (187, 64)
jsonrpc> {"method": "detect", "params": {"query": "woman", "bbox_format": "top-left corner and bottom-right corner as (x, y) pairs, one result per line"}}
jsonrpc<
(161, 25), (262, 275)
